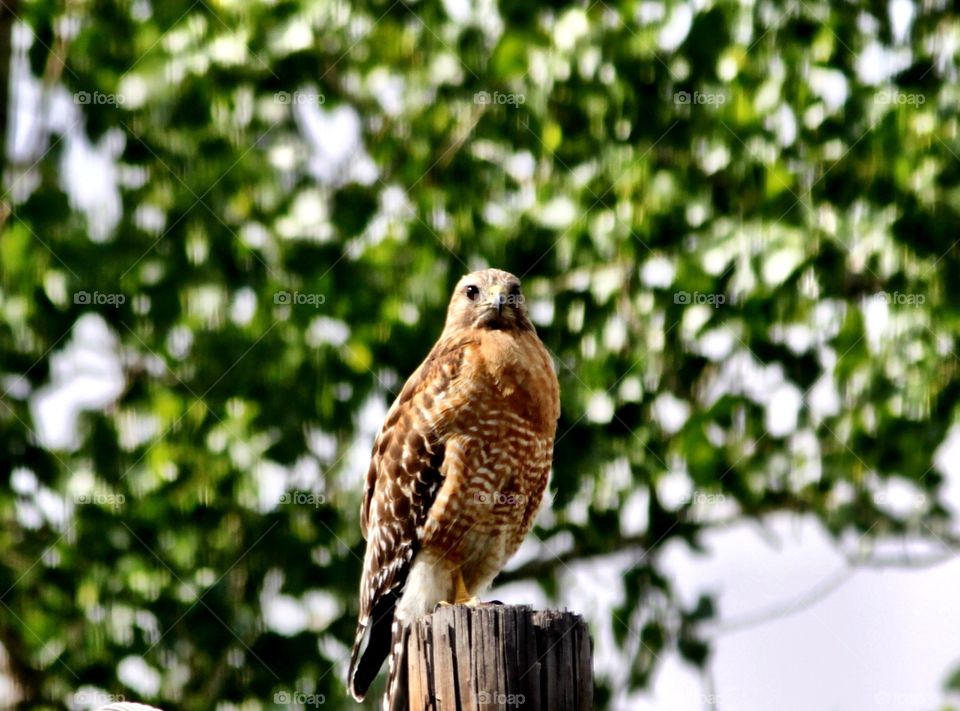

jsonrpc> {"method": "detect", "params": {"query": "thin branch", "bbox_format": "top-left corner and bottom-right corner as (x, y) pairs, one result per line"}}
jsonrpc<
(704, 567), (855, 638)
(845, 547), (960, 570)
(700, 539), (960, 639)
(496, 533), (650, 584)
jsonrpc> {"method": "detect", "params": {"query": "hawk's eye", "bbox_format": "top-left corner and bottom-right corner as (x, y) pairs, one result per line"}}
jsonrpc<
(509, 284), (521, 298)
(465, 285), (480, 301)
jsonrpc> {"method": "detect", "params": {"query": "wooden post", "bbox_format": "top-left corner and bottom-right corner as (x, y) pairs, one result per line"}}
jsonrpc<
(389, 605), (593, 711)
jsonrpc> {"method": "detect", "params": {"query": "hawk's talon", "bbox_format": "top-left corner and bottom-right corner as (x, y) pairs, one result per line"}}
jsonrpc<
(434, 597), (486, 611)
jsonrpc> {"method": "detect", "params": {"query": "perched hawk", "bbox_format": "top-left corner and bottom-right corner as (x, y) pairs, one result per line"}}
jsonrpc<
(348, 268), (561, 701)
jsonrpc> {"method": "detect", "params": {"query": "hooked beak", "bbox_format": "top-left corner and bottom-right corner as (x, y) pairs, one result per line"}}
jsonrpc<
(487, 285), (506, 317)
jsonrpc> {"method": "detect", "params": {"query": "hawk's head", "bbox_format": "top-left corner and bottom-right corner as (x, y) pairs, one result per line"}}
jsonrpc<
(445, 268), (534, 333)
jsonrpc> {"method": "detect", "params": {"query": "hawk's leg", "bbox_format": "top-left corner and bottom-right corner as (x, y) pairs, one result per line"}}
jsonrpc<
(434, 568), (479, 609)
(453, 568), (479, 605)
(434, 570), (507, 610)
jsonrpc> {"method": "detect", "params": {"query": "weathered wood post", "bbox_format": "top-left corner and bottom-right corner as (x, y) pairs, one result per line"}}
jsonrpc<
(389, 605), (593, 710)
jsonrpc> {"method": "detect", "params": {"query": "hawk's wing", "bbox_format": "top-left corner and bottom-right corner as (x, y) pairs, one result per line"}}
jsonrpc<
(348, 334), (473, 700)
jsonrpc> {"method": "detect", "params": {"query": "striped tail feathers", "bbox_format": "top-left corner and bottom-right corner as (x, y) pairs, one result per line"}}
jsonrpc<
(383, 616), (411, 711)
(349, 589), (401, 701)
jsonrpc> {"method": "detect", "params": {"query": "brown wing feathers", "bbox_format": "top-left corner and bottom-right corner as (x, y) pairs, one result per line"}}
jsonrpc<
(348, 343), (463, 700)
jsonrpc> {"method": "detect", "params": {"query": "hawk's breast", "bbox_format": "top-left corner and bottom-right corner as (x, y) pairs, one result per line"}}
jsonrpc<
(420, 329), (560, 588)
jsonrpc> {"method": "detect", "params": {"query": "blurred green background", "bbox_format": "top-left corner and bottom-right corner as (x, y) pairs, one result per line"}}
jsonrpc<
(2, 0), (960, 709)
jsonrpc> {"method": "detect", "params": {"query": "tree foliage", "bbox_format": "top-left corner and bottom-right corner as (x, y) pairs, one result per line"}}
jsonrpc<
(1, 0), (959, 708)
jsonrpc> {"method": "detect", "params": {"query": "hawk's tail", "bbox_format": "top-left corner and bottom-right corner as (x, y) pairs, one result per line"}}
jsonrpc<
(348, 591), (400, 701)
(383, 617), (409, 711)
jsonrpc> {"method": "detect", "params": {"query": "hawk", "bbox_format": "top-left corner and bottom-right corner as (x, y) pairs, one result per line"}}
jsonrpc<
(348, 268), (560, 702)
